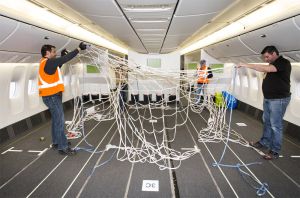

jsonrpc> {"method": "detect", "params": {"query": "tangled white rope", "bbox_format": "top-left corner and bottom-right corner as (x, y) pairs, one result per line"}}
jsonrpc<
(65, 46), (248, 170)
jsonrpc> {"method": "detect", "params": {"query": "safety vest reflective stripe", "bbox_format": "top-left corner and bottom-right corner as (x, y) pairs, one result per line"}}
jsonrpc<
(197, 66), (209, 83)
(38, 67), (64, 89)
(38, 57), (64, 96)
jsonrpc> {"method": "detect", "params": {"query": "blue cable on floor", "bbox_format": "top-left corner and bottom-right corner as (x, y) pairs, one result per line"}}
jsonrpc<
(88, 149), (117, 177)
(212, 66), (268, 197)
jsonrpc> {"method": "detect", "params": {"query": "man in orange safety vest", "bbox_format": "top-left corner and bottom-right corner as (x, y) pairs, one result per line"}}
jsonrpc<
(195, 59), (213, 104)
(39, 42), (87, 155)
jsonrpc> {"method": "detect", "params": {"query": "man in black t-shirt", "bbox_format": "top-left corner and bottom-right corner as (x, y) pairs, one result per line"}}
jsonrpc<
(238, 46), (291, 160)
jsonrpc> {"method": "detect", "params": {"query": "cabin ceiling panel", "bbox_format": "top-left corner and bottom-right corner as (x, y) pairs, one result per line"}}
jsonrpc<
(168, 14), (215, 36)
(175, 0), (235, 16)
(61, 0), (123, 16)
(86, 15), (136, 40)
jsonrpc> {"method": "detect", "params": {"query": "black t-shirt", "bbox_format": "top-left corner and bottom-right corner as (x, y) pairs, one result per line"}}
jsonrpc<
(262, 56), (291, 99)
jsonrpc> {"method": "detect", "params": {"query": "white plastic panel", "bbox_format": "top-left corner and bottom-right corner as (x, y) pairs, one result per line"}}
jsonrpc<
(0, 51), (40, 63)
(168, 14), (215, 35)
(240, 18), (300, 53)
(0, 63), (83, 129)
(27, 64), (39, 108)
(9, 66), (26, 114)
(175, 0), (235, 16)
(294, 15), (300, 29)
(228, 63), (300, 126)
(204, 17), (300, 61)
(64, 38), (81, 52)
(118, 0), (176, 5)
(164, 34), (190, 45)
(87, 15), (137, 41)
(288, 65), (300, 123)
(281, 52), (300, 62)
(0, 16), (19, 44)
(124, 11), (173, 20)
(204, 37), (256, 59)
(61, 0), (123, 16)
(131, 21), (169, 30)
(0, 23), (69, 54)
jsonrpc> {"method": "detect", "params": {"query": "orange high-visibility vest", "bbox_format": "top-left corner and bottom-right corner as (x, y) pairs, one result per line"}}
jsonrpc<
(197, 65), (209, 84)
(38, 58), (64, 96)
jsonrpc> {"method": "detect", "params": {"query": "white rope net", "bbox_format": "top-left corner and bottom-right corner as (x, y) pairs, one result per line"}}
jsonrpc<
(65, 46), (248, 170)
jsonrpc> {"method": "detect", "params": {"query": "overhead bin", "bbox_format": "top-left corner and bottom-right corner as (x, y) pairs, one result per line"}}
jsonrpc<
(0, 16), (19, 44)
(203, 16), (300, 62)
(0, 51), (40, 63)
(0, 15), (85, 58)
(205, 37), (257, 59)
(0, 23), (68, 53)
(240, 17), (300, 53)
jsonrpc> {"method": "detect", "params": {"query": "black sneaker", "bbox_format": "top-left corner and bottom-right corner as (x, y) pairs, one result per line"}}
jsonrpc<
(51, 142), (71, 150)
(249, 141), (264, 149)
(51, 144), (58, 150)
(263, 150), (279, 160)
(58, 147), (76, 156)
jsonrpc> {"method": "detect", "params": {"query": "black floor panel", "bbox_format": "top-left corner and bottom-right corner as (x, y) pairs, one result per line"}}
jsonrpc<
(0, 107), (299, 198)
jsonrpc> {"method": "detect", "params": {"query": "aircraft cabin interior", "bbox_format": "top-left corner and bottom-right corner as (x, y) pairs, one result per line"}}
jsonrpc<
(0, 0), (299, 197)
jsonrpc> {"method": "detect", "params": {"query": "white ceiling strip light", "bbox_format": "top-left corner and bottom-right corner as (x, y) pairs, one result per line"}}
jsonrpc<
(123, 6), (172, 12)
(0, 0), (128, 54)
(180, 0), (300, 54)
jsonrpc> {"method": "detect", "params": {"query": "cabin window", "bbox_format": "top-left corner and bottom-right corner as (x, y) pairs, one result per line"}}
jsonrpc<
(9, 82), (17, 98)
(296, 82), (300, 98)
(86, 65), (100, 73)
(251, 77), (258, 90)
(235, 74), (240, 86)
(28, 79), (38, 95)
(242, 75), (248, 88)
(64, 76), (70, 86)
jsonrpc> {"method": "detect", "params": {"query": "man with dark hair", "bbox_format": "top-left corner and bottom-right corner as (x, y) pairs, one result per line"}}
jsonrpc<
(238, 45), (291, 160)
(39, 42), (87, 155)
(195, 59), (213, 104)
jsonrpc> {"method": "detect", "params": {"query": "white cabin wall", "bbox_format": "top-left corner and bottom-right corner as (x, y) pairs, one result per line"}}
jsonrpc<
(0, 14), (91, 129)
(202, 15), (300, 127)
(128, 50), (181, 72)
(0, 63), (82, 129)
(200, 49), (221, 65)
(228, 63), (300, 126)
(128, 50), (181, 101)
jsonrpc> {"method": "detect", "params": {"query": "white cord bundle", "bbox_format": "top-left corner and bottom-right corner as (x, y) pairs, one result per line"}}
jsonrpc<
(65, 46), (248, 169)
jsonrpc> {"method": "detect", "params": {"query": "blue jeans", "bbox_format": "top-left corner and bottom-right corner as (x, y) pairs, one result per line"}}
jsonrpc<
(195, 83), (206, 103)
(259, 96), (291, 153)
(42, 93), (68, 150)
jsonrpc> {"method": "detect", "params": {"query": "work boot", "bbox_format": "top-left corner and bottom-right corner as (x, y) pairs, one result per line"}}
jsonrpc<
(249, 141), (265, 149)
(58, 147), (76, 156)
(263, 150), (279, 160)
(51, 142), (71, 150)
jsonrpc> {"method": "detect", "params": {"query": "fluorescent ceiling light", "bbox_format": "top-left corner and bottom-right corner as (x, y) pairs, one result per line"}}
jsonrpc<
(145, 44), (160, 46)
(140, 34), (165, 37)
(123, 6), (172, 12)
(143, 40), (163, 42)
(143, 41), (162, 43)
(0, 0), (128, 54)
(180, 0), (300, 54)
(136, 29), (166, 32)
(131, 19), (169, 23)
